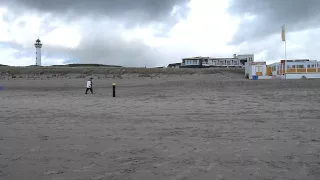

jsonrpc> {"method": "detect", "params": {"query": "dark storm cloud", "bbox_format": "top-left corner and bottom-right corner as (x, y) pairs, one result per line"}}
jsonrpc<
(227, 0), (320, 44)
(0, 0), (190, 25)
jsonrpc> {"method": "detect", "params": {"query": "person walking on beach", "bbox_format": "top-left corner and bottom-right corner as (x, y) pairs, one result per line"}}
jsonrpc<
(85, 78), (93, 94)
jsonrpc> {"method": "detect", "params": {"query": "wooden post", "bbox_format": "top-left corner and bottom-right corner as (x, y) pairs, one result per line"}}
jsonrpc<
(112, 83), (116, 97)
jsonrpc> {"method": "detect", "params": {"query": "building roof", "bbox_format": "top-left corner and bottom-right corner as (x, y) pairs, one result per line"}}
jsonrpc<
(267, 59), (319, 66)
(182, 56), (209, 60)
(237, 54), (254, 56)
(168, 62), (181, 66)
(208, 58), (238, 60)
(182, 54), (252, 60)
(281, 59), (309, 62)
(250, 61), (266, 65)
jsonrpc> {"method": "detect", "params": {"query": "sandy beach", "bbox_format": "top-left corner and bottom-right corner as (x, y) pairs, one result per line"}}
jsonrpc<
(0, 72), (320, 180)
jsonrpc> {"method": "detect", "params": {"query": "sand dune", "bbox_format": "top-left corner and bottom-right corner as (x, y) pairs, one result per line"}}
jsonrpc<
(0, 72), (319, 180)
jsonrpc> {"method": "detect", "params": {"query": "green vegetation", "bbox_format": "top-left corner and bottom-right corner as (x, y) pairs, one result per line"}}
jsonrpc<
(0, 66), (244, 76)
(51, 64), (122, 67)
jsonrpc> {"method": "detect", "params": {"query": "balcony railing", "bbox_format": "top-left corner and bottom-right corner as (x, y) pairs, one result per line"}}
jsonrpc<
(181, 62), (242, 67)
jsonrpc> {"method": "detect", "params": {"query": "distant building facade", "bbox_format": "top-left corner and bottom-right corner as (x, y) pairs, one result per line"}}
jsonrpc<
(180, 54), (254, 68)
(268, 59), (320, 79)
(245, 59), (320, 80)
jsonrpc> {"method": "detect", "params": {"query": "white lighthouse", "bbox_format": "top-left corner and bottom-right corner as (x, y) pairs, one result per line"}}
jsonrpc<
(34, 38), (42, 66)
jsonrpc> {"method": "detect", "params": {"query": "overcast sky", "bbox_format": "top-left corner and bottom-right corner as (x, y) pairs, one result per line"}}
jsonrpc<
(0, 0), (319, 67)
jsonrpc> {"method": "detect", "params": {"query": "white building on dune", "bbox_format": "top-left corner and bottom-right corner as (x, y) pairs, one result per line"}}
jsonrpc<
(34, 38), (42, 66)
(179, 54), (254, 68)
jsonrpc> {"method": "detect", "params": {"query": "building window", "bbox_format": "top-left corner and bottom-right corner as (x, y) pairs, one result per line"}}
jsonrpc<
(292, 65), (295, 68)
(297, 65), (304, 68)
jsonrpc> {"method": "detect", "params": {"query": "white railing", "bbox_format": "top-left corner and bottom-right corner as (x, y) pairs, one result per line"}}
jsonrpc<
(181, 62), (243, 67)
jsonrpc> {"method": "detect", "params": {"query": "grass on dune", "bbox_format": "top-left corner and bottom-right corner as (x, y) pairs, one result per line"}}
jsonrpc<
(0, 66), (244, 75)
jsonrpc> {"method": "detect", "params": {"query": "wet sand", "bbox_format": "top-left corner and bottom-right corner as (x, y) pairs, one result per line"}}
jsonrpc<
(0, 73), (320, 180)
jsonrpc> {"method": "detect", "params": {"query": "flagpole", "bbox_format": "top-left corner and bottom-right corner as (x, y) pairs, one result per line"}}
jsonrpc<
(284, 26), (286, 62)
(285, 30), (286, 77)
(282, 23), (287, 79)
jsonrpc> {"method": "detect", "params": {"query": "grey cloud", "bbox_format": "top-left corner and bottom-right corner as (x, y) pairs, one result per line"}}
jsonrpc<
(227, 0), (320, 45)
(16, 39), (164, 67)
(62, 39), (162, 67)
(17, 21), (166, 67)
(0, 0), (190, 25)
(235, 28), (320, 62)
(0, 0), (190, 67)
(0, 42), (24, 51)
(235, 39), (284, 61)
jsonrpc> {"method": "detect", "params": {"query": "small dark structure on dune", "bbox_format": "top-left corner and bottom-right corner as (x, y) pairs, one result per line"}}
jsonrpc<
(167, 63), (181, 68)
